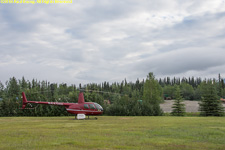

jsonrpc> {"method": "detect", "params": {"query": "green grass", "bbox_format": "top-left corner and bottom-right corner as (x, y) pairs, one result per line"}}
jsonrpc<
(0, 116), (225, 150)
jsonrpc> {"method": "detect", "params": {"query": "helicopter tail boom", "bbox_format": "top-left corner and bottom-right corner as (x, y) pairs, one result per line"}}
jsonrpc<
(21, 92), (72, 109)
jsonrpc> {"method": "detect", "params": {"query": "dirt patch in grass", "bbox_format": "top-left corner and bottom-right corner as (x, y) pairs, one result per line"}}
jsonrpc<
(160, 100), (225, 113)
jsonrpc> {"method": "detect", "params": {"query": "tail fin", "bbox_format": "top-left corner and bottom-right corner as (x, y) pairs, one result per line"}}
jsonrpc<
(21, 92), (28, 109)
(78, 92), (85, 103)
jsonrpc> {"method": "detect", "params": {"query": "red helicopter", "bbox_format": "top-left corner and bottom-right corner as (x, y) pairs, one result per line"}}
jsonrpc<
(21, 91), (103, 119)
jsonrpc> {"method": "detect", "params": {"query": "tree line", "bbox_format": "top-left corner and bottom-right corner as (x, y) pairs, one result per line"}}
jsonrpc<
(0, 73), (224, 116)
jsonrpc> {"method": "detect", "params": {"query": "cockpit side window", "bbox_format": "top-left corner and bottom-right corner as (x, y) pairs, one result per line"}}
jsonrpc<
(89, 104), (96, 109)
(84, 104), (89, 109)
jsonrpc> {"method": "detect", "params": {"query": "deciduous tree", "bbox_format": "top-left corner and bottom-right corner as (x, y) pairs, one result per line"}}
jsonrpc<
(143, 72), (163, 115)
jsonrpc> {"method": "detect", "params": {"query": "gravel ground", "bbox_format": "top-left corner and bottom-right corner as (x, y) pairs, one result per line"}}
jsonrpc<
(160, 100), (225, 113)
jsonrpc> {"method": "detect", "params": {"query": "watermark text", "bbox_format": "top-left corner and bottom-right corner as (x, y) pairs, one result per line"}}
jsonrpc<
(1, 0), (72, 4)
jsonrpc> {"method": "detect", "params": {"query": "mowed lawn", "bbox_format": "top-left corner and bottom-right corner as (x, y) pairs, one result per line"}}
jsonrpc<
(0, 116), (225, 150)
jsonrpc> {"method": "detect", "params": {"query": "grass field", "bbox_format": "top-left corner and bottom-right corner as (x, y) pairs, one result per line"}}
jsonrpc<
(0, 116), (225, 150)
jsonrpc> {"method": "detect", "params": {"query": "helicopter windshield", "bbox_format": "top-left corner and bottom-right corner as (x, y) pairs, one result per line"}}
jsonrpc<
(94, 103), (103, 111)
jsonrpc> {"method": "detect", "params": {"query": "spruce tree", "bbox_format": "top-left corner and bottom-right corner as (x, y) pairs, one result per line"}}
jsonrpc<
(6, 77), (20, 97)
(199, 80), (224, 116)
(171, 86), (186, 116)
(0, 81), (4, 99)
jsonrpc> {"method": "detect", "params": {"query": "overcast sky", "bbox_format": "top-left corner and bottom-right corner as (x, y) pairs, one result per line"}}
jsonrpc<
(0, 0), (225, 85)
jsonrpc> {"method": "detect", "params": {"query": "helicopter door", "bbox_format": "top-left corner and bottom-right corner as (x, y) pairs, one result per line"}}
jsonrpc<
(89, 104), (96, 109)
(88, 104), (96, 114)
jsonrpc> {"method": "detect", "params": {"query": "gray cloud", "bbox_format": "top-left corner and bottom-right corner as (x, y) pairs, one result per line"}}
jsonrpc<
(1, 0), (225, 85)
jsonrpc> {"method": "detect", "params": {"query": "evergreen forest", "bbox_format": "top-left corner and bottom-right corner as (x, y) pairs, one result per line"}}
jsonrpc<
(0, 73), (224, 116)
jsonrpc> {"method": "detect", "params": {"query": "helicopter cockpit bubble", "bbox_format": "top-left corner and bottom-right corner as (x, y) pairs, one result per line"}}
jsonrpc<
(94, 103), (103, 111)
